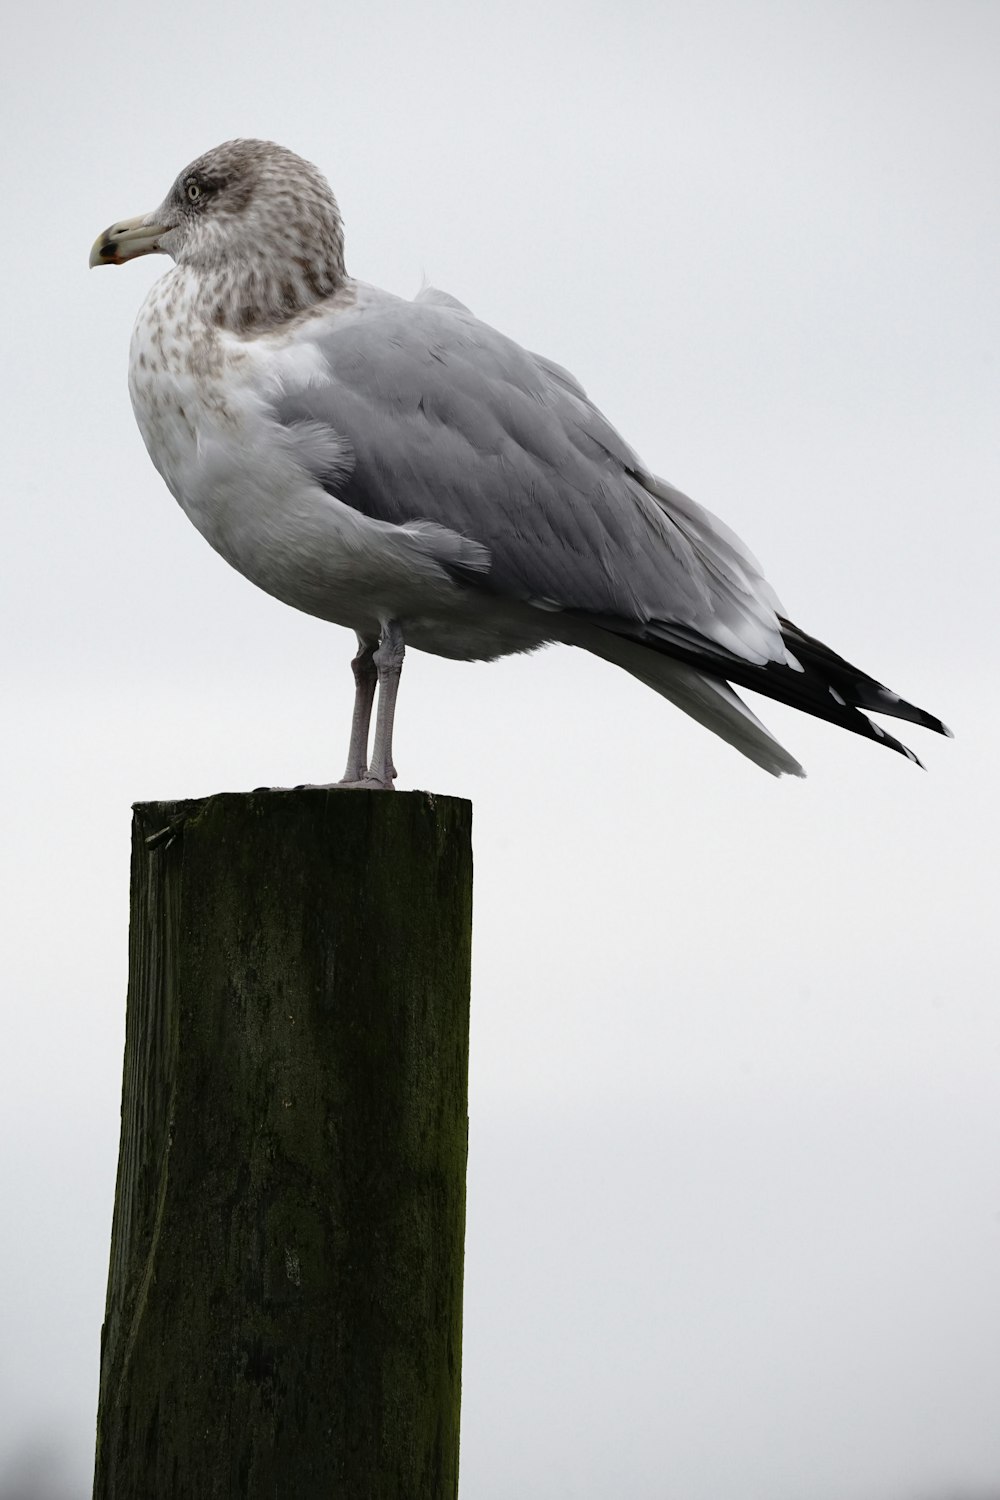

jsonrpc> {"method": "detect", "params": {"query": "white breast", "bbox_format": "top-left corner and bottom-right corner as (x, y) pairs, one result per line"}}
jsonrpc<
(126, 269), (476, 639)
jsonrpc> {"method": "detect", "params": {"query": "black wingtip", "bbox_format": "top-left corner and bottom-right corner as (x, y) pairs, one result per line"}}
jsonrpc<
(863, 714), (926, 768)
(779, 620), (950, 742)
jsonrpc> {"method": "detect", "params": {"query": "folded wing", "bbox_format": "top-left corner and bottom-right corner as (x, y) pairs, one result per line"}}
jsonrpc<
(269, 291), (947, 767)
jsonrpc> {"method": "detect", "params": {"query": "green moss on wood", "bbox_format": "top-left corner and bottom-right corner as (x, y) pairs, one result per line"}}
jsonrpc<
(93, 790), (473, 1500)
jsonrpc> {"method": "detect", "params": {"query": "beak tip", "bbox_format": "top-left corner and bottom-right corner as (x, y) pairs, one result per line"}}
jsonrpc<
(90, 233), (116, 269)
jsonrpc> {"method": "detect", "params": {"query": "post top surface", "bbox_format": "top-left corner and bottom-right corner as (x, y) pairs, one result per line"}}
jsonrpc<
(132, 787), (472, 815)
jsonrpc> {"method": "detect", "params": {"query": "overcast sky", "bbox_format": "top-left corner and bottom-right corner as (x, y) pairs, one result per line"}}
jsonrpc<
(2, 2), (999, 1496)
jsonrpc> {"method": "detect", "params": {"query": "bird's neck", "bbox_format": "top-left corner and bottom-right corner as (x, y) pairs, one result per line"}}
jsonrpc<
(185, 240), (347, 335)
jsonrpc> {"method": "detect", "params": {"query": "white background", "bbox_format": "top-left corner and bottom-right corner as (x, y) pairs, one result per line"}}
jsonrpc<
(2, 2), (998, 1496)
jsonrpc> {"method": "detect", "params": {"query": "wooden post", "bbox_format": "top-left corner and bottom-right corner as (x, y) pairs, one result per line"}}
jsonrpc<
(93, 789), (473, 1500)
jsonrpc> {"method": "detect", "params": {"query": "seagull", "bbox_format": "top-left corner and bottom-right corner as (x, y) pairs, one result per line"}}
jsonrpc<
(91, 139), (949, 786)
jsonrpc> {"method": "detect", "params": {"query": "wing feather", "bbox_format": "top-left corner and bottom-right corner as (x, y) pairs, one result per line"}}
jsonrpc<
(265, 288), (947, 764)
(271, 296), (790, 666)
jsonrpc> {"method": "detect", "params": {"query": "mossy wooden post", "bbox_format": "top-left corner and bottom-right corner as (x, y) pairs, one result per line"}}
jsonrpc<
(93, 789), (472, 1500)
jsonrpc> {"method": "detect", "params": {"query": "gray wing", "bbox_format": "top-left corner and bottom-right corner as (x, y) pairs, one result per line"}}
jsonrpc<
(272, 296), (789, 667)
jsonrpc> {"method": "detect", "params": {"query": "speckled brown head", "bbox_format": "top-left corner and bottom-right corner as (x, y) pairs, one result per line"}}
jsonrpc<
(90, 139), (347, 333)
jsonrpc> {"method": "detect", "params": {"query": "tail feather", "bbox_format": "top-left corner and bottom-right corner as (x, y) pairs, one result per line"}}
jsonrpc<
(583, 630), (805, 777)
(573, 610), (949, 775)
(558, 466), (948, 774)
(614, 614), (948, 769)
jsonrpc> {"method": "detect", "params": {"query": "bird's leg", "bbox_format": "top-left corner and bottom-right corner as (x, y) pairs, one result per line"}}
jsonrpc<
(338, 635), (379, 784)
(365, 619), (405, 789)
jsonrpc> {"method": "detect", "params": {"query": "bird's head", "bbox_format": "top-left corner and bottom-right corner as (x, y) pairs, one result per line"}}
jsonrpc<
(90, 139), (346, 330)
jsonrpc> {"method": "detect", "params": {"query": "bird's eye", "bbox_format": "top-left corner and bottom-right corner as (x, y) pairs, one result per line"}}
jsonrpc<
(186, 181), (202, 202)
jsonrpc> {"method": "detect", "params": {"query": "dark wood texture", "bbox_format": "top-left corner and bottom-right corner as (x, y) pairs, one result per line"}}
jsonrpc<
(93, 789), (473, 1500)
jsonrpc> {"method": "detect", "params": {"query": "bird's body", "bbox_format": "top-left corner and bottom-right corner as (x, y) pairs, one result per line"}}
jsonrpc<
(93, 139), (949, 784)
(129, 272), (548, 661)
